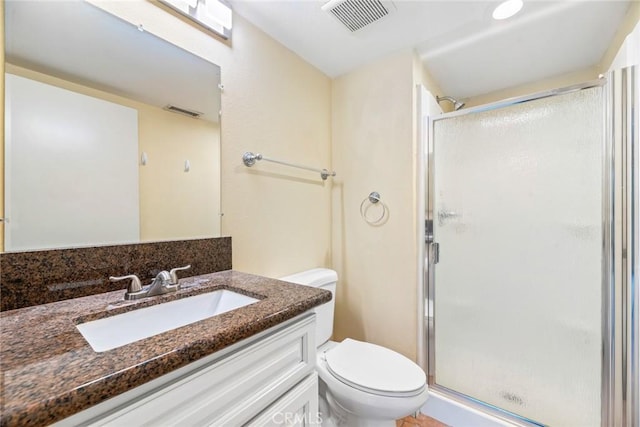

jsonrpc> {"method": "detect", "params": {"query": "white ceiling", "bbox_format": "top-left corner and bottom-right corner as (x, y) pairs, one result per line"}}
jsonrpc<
(5, 0), (221, 122)
(230, 0), (631, 99)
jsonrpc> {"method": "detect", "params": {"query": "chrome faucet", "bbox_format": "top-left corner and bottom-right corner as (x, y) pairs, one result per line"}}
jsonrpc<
(145, 270), (176, 297)
(110, 265), (191, 300)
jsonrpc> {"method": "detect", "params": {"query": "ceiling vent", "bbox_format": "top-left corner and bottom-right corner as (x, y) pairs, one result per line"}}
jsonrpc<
(163, 104), (203, 119)
(321, 0), (396, 33)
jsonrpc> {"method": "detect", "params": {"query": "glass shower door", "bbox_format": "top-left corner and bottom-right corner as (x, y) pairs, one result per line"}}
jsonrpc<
(429, 86), (605, 426)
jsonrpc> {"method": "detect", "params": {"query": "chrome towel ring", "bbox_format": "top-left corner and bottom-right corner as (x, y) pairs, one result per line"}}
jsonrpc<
(360, 192), (388, 225)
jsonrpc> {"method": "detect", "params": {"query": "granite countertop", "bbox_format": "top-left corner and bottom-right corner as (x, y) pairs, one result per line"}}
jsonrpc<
(0, 270), (331, 426)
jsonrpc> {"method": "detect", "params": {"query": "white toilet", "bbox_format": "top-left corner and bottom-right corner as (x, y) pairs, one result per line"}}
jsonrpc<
(280, 268), (429, 427)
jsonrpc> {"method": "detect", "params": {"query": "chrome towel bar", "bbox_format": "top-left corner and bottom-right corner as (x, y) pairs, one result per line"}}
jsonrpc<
(242, 152), (336, 181)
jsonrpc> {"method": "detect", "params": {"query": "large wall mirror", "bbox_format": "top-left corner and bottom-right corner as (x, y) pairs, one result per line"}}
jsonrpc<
(3, 0), (222, 252)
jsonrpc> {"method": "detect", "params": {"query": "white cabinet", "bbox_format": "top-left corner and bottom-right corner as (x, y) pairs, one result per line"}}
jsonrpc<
(247, 372), (319, 426)
(56, 314), (318, 426)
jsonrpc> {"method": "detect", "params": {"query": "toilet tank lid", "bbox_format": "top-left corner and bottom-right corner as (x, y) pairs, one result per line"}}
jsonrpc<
(280, 268), (338, 288)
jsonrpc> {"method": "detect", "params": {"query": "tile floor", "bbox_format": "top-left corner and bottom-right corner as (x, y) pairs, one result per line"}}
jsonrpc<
(396, 412), (449, 427)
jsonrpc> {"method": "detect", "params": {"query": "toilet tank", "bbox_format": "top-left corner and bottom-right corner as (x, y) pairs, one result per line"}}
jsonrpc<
(279, 268), (337, 346)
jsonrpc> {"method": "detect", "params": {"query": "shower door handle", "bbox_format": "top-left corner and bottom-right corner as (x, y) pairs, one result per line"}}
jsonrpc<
(430, 242), (440, 264)
(425, 219), (433, 243)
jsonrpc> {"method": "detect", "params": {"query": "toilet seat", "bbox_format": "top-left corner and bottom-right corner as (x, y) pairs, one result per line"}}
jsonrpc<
(324, 338), (426, 397)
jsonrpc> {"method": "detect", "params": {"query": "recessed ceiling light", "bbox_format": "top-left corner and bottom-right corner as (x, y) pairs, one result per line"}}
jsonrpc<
(492, 0), (523, 20)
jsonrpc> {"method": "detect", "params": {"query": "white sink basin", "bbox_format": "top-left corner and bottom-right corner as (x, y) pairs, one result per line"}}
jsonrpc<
(76, 290), (260, 352)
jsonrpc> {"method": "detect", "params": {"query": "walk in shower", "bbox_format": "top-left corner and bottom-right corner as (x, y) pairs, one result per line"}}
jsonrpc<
(419, 65), (638, 426)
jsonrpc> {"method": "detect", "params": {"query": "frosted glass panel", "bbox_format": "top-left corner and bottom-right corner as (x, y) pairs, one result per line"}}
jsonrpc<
(433, 88), (603, 426)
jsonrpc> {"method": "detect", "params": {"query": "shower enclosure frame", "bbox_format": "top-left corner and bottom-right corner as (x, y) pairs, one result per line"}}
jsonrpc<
(417, 65), (638, 427)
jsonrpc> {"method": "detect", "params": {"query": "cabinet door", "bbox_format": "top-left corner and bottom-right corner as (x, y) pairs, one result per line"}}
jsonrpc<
(246, 372), (319, 427)
(85, 315), (315, 427)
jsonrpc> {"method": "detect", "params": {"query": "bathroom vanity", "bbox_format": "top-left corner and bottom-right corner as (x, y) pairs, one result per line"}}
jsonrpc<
(0, 270), (331, 426)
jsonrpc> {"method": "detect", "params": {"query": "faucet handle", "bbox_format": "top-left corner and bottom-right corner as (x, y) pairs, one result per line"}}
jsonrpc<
(169, 265), (191, 284)
(110, 274), (143, 293)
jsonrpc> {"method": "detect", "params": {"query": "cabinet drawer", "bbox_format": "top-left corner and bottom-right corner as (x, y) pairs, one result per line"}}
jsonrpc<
(90, 315), (315, 426)
(247, 373), (319, 427)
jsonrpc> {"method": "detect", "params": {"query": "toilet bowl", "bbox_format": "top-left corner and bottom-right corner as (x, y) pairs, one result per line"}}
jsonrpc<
(317, 340), (429, 426)
(280, 269), (429, 426)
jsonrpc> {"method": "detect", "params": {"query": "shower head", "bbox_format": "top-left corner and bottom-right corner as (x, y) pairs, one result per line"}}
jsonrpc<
(436, 95), (465, 111)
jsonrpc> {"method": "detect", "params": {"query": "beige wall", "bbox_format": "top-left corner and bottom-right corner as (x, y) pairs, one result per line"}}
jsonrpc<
(138, 110), (220, 241)
(89, 1), (332, 277)
(331, 51), (439, 360)
(4, 63), (220, 242)
(465, 66), (599, 108)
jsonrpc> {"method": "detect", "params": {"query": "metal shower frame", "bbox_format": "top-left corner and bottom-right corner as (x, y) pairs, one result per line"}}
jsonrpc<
(417, 65), (638, 427)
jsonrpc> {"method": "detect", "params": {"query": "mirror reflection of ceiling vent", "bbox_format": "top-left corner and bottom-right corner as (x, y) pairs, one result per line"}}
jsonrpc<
(164, 104), (203, 119)
(321, 0), (396, 33)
